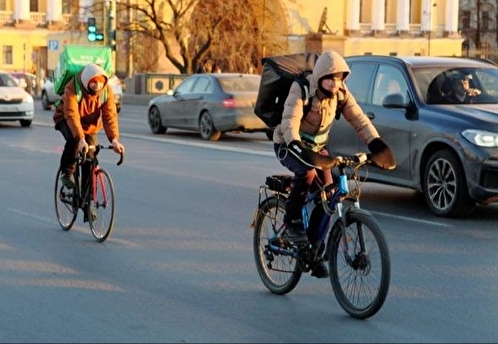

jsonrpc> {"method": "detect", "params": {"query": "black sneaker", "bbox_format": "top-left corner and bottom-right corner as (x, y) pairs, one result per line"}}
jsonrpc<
(88, 207), (98, 222)
(60, 173), (74, 189)
(282, 220), (308, 244)
(84, 206), (98, 222)
(311, 260), (329, 278)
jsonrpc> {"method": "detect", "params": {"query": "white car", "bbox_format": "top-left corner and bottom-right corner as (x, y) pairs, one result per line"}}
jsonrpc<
(41, 75), (123, 112)
(0, 71), (35, 127)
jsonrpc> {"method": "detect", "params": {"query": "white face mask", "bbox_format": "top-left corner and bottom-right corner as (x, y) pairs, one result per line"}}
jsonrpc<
(88, 78), (105, 92)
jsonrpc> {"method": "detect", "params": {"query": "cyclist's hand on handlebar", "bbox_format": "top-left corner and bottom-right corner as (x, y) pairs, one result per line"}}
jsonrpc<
(367, 137), (396, 170)
(111, 139), (125, 154)
(321, 156), (343, 169)
(77, 138), (89, 155)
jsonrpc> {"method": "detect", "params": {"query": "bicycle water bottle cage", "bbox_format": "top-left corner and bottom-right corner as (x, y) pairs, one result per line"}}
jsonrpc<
(265, 175), (292, 193)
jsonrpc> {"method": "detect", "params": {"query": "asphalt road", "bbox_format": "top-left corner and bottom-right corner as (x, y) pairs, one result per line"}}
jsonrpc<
(0, 101), (496, 343)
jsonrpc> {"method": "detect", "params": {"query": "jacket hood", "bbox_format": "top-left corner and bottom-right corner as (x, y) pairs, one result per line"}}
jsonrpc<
(80, 63), (109, 92)
(310, 51), (350, 95)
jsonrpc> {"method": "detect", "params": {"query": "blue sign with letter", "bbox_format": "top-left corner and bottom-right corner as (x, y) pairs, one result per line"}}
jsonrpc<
(48, 40), (59, 51)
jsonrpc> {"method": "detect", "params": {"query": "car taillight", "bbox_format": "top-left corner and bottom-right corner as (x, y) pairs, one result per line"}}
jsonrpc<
(222, 98), (239, 108)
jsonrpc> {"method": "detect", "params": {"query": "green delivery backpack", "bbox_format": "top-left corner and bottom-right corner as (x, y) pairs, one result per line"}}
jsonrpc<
(53, 44), (114, 98)
(52, 45), (113, 127)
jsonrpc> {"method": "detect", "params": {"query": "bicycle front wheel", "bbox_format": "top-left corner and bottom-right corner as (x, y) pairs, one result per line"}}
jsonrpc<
(328, 209), (390, 319)
(54, 168), (78, 231)
(253, 196), (302, 295)
(88, 168), (115, 242)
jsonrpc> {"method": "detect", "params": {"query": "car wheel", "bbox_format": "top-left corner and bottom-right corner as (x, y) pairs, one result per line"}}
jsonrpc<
(199, 111), (221, 141)
(423, 149), (475, 218)
(20, 120), (32, 127)
(265, 129), (274, 141)
(148, 106), (167, 134)
(41, 92), (51, 111)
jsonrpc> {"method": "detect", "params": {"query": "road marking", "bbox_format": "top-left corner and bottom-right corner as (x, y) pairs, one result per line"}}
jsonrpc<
(7, 208), (57, 225)
(370, 210), (452, 227)
(124, 133), (275, 156)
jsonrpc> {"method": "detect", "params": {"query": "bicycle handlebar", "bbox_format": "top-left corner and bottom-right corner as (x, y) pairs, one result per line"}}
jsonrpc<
(80, 144), (124, 166)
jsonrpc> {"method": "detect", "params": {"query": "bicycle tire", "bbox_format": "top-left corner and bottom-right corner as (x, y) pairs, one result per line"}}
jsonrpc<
(88, 168), (115, 242)
(253, 196), (302, 295)
(54, 168), (78, 231)
(328, 209), (390, 319)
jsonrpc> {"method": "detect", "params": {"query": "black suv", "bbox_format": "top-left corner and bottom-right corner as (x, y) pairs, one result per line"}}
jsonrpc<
(327, 55), (498, 217)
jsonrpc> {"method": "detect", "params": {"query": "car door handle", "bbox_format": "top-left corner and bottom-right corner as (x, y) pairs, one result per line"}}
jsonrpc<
(365, 112), (375, 120)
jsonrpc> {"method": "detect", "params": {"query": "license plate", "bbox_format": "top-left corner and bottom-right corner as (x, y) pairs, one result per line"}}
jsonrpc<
(0, 106), (18, 112)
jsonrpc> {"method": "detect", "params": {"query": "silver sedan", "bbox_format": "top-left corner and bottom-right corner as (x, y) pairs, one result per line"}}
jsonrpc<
(147, 73), (269, 141)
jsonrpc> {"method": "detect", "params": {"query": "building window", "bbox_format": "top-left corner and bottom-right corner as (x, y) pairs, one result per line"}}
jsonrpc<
(482, 11), (489, 31)
(0, 0), (6, 11)
(62, 0), (72, 14)
(30, 0), (38, 12)
(462, 11), (470, 29)
(2, 46), (13, 65)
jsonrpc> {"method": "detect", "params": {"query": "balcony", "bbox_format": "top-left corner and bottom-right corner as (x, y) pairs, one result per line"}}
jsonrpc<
(0, 11), (76, 28)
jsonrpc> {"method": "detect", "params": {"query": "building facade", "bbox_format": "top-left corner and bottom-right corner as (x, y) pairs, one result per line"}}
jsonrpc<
(0, 0), (487, 88)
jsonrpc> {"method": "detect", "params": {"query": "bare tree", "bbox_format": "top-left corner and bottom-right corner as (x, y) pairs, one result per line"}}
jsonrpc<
(114, 0), (285, 74)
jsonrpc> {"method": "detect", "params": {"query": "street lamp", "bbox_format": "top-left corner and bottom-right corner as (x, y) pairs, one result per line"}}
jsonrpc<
(426, 2), (437, 56)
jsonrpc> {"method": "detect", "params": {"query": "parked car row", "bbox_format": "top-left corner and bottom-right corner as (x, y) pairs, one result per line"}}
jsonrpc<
(0, 70), (34, 127)
(41, 75), (123, 113)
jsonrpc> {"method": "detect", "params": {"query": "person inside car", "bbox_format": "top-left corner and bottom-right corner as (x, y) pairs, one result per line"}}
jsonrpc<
(442, 73), (481, 103)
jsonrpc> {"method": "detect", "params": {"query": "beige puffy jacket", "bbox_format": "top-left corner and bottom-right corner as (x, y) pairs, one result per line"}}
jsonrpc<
(273, 51), (379, 151)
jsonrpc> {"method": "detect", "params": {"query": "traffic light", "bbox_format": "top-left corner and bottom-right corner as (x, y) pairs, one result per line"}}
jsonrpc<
(87, 17), (104, 42)
(109, 30), (116, 51)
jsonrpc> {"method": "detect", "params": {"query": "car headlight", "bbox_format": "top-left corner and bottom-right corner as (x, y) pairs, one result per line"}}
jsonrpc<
(462, 129), (498, 147)
(23, 93), (34, 103)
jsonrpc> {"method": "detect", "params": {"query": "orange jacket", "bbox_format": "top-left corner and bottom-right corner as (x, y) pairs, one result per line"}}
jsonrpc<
(62, 65), (119, 143)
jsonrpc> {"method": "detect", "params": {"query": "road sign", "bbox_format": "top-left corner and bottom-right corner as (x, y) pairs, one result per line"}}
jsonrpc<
(48, 40), (59, 51)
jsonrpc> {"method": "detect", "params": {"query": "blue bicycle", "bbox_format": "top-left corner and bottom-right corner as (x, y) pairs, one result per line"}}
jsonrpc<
(252, 153), (390, 319)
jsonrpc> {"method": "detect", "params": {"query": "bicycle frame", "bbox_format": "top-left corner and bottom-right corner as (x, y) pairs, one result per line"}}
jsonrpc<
(73, 145), (120, 220)
(261, 158), (366, 264)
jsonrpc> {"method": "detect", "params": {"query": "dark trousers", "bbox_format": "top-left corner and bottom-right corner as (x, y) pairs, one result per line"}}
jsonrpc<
(274, 142), (332, 225)
(56, 120), (98, 176)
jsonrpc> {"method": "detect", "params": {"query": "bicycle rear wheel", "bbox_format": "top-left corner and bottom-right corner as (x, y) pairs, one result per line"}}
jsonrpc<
(88, 167), (115, 242)
(328, 210), (390, 319)
(54, 168), (78, 231)
(253, 196), (302, 295)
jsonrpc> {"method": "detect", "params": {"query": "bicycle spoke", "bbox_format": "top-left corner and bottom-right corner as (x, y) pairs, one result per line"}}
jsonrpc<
(89, 168), (115, 242)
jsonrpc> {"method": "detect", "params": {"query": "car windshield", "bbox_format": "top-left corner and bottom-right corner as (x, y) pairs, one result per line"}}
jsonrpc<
(217, 76), (260, 92)
(413, 66), (498, 104)
(0, 73), (19, 87)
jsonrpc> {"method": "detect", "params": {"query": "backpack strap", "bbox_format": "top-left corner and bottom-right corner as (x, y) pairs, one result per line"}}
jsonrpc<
(335, 89), (346, 120)
(296, 77), (312, 118)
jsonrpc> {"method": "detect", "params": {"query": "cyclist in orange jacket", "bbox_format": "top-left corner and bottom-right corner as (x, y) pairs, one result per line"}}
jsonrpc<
(53, 63), (125, 189)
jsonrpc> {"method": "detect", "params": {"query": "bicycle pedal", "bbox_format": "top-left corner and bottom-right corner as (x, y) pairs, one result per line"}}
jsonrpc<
(269, 237), (287, 248)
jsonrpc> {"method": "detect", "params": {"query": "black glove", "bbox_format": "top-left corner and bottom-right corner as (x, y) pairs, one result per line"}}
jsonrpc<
(368, 137), (396, 170)
(288, 141), (341, 170)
